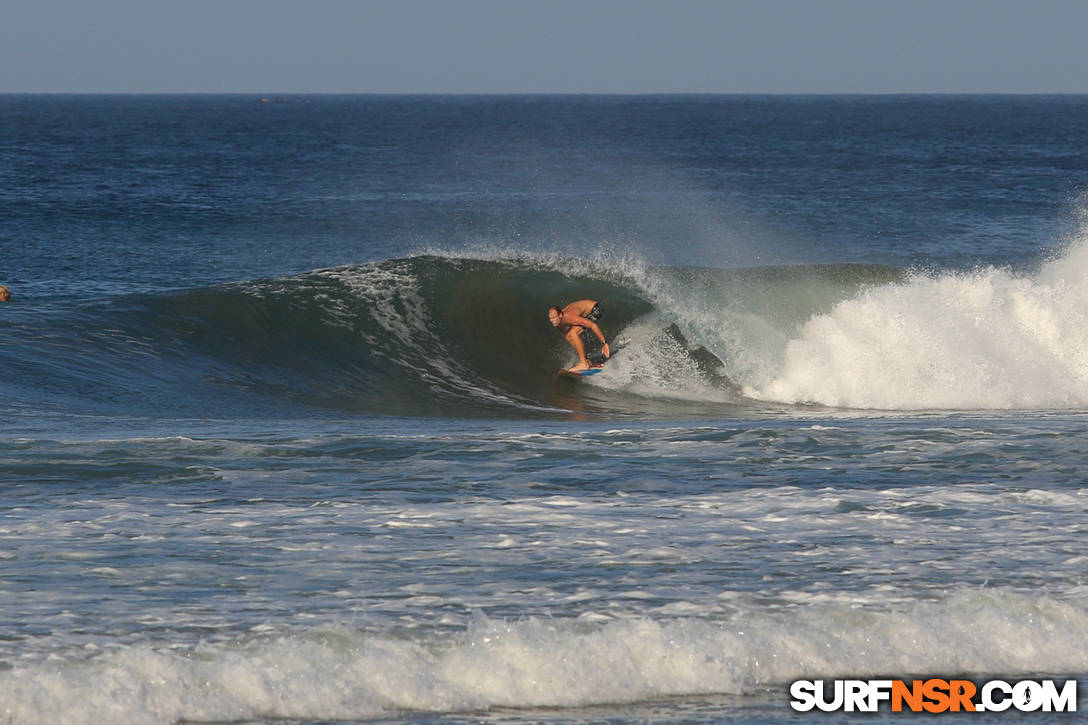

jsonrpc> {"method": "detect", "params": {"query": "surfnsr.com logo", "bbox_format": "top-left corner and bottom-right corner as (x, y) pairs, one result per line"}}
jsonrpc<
(790, 679), (1077, 713)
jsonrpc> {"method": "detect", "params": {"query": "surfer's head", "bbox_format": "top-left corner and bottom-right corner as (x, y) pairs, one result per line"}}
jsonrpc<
(547, 306), (563, 327)
(0, 286), (9, 302)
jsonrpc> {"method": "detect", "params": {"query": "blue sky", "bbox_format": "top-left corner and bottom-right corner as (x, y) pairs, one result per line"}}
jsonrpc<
(4, 0), (1088, 93)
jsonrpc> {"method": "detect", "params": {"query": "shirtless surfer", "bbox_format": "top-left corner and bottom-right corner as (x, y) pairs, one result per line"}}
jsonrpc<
(548, 300), (610, 372)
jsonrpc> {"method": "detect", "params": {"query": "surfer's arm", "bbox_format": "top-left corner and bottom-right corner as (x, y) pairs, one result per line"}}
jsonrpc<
(566, 316), (606, 343)
(567, 316), (610, 359)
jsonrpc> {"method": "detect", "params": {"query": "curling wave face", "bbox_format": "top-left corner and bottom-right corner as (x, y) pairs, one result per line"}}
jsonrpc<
(2, 254), (908, 418)
(28, 240), (1088, 416)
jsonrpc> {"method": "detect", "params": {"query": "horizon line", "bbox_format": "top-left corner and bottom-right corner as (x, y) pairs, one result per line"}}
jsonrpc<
(4, 90), (1088, 97)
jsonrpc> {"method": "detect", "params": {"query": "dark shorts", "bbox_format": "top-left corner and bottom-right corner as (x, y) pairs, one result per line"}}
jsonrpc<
(579, 304), (606, 364)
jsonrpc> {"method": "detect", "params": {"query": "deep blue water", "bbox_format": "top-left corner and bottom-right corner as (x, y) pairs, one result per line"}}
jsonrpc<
(2, 95), (1088, 724)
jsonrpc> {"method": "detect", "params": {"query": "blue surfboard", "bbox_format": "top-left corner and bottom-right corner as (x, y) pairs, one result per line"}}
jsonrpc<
(558, 367), (603, 377)
(556, 340), (625, 379)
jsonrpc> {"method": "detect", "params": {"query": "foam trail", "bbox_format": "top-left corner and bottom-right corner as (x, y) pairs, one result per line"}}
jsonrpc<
(752, 238), (1088, 409)
(2, 591), (1085, 725)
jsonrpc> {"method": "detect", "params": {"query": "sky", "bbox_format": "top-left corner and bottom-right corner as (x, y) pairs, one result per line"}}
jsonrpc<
(3, 0), (1088, 94)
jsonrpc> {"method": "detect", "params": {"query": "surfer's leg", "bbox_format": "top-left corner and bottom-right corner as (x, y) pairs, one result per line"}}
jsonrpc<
(565, 327), (590, 371)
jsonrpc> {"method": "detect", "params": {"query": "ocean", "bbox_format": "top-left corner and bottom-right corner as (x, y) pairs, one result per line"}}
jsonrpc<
(1, 95), (1087, 724)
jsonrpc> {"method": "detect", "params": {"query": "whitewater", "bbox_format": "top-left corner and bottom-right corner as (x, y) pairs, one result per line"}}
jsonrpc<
(752, 235), (1088, 409)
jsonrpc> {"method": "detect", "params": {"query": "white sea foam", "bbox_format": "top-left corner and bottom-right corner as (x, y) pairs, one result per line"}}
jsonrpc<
(2, 591), (1084, 725)
(752, 237), (1088, 409)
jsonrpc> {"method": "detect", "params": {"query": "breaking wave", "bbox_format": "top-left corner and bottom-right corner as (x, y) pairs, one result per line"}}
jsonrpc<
(2, 590), (1084, 724)
(9, 238), (1088, 416)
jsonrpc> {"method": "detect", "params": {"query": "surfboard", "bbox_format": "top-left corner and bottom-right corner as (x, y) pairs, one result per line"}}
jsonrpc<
(557, 366), (603, 378)
(555, 340), (625, 379)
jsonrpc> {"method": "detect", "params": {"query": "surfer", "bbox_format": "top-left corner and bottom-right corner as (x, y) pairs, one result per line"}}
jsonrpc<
(548, 300), (610, 372)
(0, 286), (9, 302)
